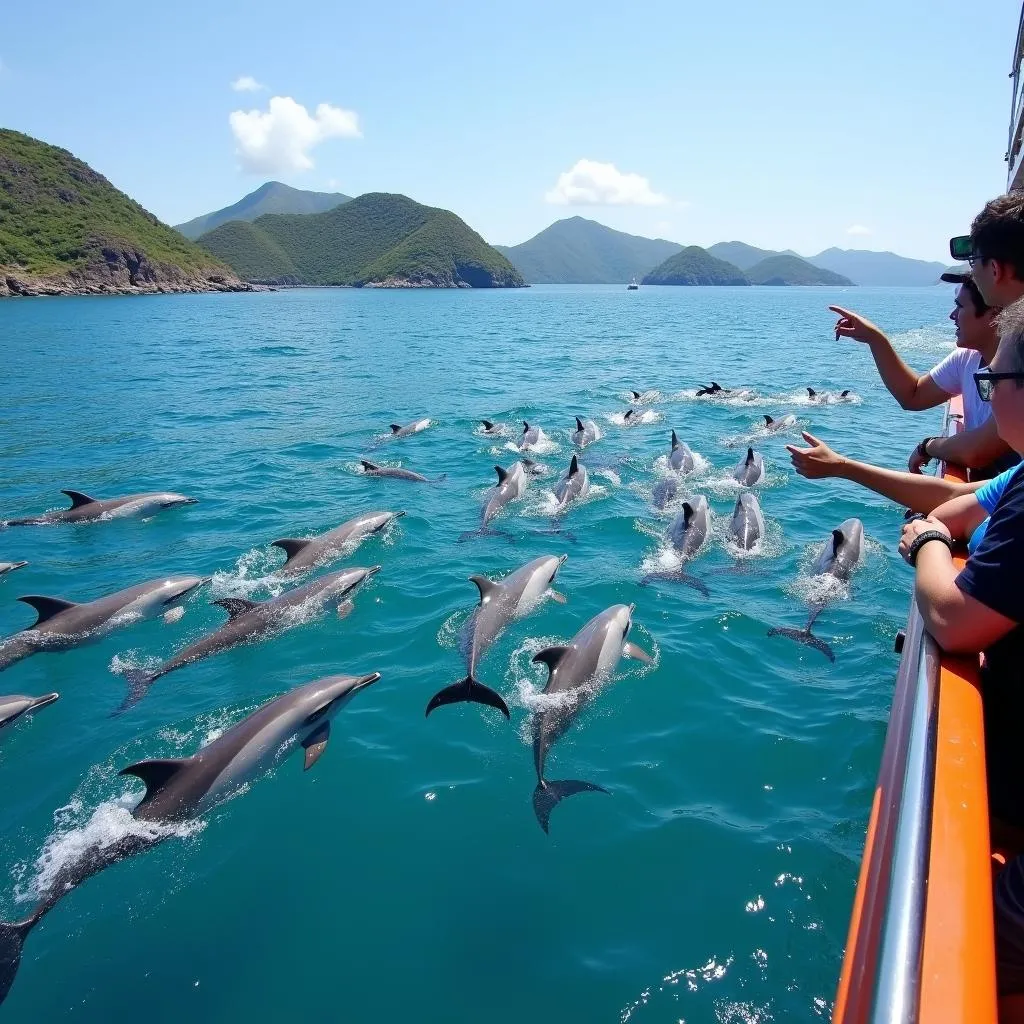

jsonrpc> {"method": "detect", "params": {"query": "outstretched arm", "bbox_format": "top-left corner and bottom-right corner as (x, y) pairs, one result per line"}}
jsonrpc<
(830, 306), (949, 411)
(917, 417), (1013, 472)
(787, 432), (981, 510)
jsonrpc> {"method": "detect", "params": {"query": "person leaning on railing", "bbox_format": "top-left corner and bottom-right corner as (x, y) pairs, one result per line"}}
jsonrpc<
(827, 269), (1014, 479)
(897, 299), (1024, 1018)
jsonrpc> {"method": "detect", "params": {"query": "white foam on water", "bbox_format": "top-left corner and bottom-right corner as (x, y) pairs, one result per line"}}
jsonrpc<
(162, 606), (185, 625)
(209, 548), (289, 600)
(109, 650), (164, 675)
(889, 323), (955, 355)
(607, 409), (663, 427)
(593, 467), (622, 487)
(528, 482), (609, 517)
(437, 609), (472, 649)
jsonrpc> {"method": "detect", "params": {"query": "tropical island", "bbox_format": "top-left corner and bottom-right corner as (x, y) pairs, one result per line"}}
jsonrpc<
(641, 246), (751, 286)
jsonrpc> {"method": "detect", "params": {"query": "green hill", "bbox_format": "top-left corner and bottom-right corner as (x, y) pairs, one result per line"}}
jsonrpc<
(199, 192), (524, 288)
(0, 129), (243, 297)
(642, 246), (749, 286)
(746, 253), (853, 286)
(495, 216), (682, 283)
(174, 181), (352, 240)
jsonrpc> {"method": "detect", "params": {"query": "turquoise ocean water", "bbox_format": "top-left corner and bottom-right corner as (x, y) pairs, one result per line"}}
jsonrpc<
(0, 285), (952, 1022)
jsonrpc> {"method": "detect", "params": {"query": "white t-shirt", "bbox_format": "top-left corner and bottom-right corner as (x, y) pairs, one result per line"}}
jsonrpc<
(928, 348), (991, 431)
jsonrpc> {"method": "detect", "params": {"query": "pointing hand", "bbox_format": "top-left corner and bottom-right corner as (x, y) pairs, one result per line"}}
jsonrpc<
(829, 306), (888, 347)
(785, 431), (845, 479)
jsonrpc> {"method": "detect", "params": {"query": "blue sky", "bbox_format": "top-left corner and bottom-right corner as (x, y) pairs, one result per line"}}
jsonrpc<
(0, 0), (1018, 260)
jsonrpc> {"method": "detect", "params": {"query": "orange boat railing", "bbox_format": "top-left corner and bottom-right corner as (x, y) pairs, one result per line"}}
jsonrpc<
(833, 397), (997, 1023)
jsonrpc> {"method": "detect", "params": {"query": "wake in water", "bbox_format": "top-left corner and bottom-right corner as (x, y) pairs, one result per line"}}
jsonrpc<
(607, 409), (663, 427)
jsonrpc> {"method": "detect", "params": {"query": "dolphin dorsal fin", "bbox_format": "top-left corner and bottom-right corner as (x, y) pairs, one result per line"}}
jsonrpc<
(746, 447), (755, 464)
(841, 389), (850, 397)
(481, 419), (494, 430)
(764, 415), (774, 426)
(468, 574), (498, 604)
(522, 421), (530, 433)
(576, 416), (585, 432)
(807, 387), (816, 398)
(831, 528), (845, 555)
(682, 501), (694, 526)
(631, 390), (640, 399)
(569, 455), (579, 475)
(61, 489), (97, 508)
(214, 597), (258, 619)
(361, 460), (380, 472)
(389, 424), (402, 434)
(120, 758), (191, 803)
(272, 538), (311, 559)
(671, 430), (679, 449)
(18, 595), (78, 626)
(494, 465), (509, 484)
(533, 645), (570, 674)
(711, 381), (722, 390)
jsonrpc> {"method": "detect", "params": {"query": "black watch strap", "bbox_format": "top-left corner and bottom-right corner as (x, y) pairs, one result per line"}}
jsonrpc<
(908, 530), (953, 565)
(916, 437), (937, 460)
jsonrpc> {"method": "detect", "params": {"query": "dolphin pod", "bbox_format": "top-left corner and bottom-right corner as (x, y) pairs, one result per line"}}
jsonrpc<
(0, 692), (59, 730)
(0, 576), (210, 675)
(3, 490), (197, 527)
(733, 447), (765, 486)
(0, 672), (380, 1008)
(272, 511), (404, 576)
(460, 463), (530, 542)
(767, 518), (864, 662)
(530, 604), (652, 832)
(425, 554), (567, 718)
(118, 567), (379, 713)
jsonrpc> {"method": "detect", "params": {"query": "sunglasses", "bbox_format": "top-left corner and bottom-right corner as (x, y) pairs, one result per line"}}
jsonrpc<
(973, 370), (1024, 401)
(950, 235), (976, 261)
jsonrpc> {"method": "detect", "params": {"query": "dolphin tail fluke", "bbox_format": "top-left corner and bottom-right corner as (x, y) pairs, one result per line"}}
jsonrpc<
(532, 779), (609, 833)
(425, 676), (510, 719)
(0, 918), (32, 1006)
(766, 626), (836, 663)
(114, 669), (157, 716)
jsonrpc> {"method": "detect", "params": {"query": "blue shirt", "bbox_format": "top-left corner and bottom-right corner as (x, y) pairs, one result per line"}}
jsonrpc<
(967, 466), (1020, 553)
(956, 462), (1024, 825)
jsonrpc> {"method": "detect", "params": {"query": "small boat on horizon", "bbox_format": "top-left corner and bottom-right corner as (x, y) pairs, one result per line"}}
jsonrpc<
(627, 278), (639, 290)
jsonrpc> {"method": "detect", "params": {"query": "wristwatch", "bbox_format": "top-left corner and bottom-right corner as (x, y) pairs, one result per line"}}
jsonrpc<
(915, 437), (938, 462)
(908, 530), (953, 565)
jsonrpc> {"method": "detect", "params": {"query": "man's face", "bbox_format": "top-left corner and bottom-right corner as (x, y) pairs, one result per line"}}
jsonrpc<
(949, 285), (992, 349)
(971, 254), (999, 306)
(987, 335), (1024, 445)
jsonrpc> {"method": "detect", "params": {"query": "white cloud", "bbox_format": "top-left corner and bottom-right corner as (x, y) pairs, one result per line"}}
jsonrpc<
(232, 75), (264, 92)
(846, 224), (872, 236)
(229, 96), (361, 174)
(545, 159), (668, 207)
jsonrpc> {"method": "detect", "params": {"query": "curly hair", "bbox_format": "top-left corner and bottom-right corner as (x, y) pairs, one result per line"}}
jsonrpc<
(970, 194), (1024, 280)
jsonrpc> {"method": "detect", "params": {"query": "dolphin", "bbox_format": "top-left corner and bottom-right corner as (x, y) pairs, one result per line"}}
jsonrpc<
(553, 455), (589, 514)
(695, 381), (726, 397)
(388, 419), (431, 438)
(652, 476), (679, 510)
(768, 518), (864, 662)
(764, 414), (797, 433)
(425, 554), (567, 719)
(622, 409), (640, 426)
(3, 490), (198, 528)
(641, 496), (710, 594)
(360, 460), (443, 483)
(272, 511), (404, 576)
(480, 419), (501, 435)
(840, 389), (852, 399)
(530, 604), (652, 832)
(0, 693), (59, 731)
(807, 387), (818, 400)
(572, 417), (600, 448)
(460, 464), (529, 542)
(0, 562), (27, 577)
(669, 431), (696, 473)
(733, 447), (765, 486)
(729, 492), (765, 551)
(519, 422), (546, 450)
(629, 390), (642, 402)
(0, 671), (380, 1007)
(118, 567), (379, 712)
(0, 576), (210, 675)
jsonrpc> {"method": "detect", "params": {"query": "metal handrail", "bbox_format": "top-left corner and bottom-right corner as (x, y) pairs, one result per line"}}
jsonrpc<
(1007, 3), (1024, 187)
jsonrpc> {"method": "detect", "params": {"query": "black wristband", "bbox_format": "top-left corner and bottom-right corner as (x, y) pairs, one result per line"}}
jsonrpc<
(916, 437), (938, 461)
(908, 530), (953, 566)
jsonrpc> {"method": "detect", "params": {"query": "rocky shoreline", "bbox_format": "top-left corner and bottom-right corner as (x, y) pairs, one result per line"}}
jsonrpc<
(0, 245), (253, 298)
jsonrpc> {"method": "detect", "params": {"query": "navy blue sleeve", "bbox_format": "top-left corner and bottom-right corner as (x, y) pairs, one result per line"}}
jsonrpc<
(957, 465), (1024, 623)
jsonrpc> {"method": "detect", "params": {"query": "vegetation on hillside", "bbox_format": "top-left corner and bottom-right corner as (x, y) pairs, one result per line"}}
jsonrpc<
(745, 254), (853, 286)
(0, 129), (227, 277)
(199, 193), (524, 288)
(642, 246), (749, 286)
(496, 216), (681, 283)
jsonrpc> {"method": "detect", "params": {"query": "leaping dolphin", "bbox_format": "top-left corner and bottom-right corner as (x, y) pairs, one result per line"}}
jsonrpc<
(0, 672), (380, 1007)
(0, 576), (210, 675)
(426, 554), (567, 718)
(460, 464), (529, 542)
(272, 511), (404, 576)
(729, 492), (765, 551)
(733, 447), (765, 486)
(641, 496), (710, 594)
(0, 693), (59, 731)
(118, 567), (379, 712)
(388, 419), (431, 438)
(0, 562), (27, 577)
(669, 431), (695, 473)
(768, 518), (864, 662)
(572, 417), (600, 448)
(361, 460), (443, 483)
(3, 491), (198, 527)
(530, 604), (652, 832)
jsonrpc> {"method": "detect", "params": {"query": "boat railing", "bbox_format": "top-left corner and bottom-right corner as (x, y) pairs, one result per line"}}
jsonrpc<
(1008, 1), (1024, 188)
(833, 397), (997, 1023)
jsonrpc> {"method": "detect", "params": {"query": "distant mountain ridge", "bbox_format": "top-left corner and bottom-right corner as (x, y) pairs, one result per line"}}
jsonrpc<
(746, 254), (852, 287)
(707, 241), (800, 270)
(198, 192), (524, 288)
(495, 217), (681, 283)
(808, 247), (949, 287)
(175, 181), (352, 240)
